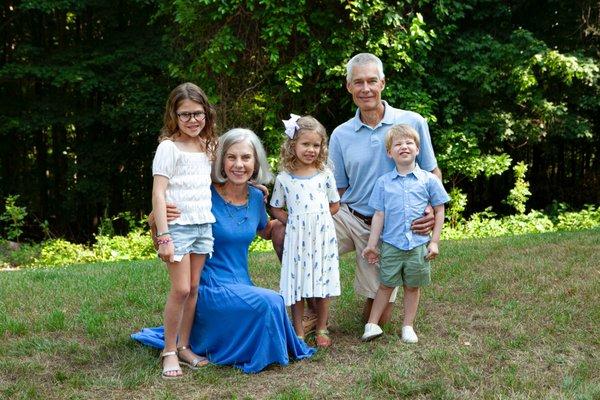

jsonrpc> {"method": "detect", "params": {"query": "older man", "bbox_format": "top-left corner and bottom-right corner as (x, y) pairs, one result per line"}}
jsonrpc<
(329, 53), (440, 326)
(272, 53), (439, 328)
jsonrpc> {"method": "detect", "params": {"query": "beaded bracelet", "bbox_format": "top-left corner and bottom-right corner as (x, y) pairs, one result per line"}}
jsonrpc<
(155, 231), (171, 238)
(157, 237), (172, 246)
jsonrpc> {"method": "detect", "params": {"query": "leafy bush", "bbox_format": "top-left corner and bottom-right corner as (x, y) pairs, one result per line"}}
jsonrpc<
(2, 205), (598, 269)
(0, 195), (27, 242)
(501, 211), (555, 235)
(446, 187), (468, 229)
(555, 205), (600, 231)
(442, 207), (597, 241)
(93, 229), (155, 261)
(504, 162), (532, 214)
(31, 230), (156, 268)
(34, 239), (96, 267)
(0, 240), (40, 268)
(249, 236), (274, 253)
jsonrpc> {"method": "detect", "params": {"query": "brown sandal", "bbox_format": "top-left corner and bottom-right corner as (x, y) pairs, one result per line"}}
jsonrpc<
(315, 330), (332, 348)
(177, 346), (209, 369)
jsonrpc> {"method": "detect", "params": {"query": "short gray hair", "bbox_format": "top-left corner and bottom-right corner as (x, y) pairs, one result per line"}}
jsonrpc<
(212, 128), (274, 184)
(346, 53), (385, 82)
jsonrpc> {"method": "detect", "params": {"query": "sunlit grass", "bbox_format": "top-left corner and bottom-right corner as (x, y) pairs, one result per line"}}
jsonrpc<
(0, 229), (599, 399)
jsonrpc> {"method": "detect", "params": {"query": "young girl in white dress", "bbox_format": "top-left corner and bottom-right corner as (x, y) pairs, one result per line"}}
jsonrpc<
(270, 114), (341, 347)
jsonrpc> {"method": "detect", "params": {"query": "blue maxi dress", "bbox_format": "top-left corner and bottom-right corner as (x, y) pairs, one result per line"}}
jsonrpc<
(131, 185), (315, 373)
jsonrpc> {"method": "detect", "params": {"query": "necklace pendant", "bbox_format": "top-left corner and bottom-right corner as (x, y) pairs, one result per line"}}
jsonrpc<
(224, 201), (249, 225)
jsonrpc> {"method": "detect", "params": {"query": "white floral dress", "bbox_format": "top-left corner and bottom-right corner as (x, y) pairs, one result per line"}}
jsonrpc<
(270, 169), (341, 306)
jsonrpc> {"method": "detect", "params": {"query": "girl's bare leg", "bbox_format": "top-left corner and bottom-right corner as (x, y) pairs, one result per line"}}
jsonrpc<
(178, 253), (205, 347)
(291, 300), (305, 337)
(163, 255), (192, 377)
(315, 298), (330, 332)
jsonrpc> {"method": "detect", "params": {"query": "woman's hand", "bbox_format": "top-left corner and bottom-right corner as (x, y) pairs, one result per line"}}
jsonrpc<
(249, 181), (269, 203)
(166, 203), (181, 221)
(411, 205), (435, 235)
(147, 205), (179, 226)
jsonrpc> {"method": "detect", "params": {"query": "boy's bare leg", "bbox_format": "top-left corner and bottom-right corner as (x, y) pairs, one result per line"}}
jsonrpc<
(366, 285), (394, 324)
(363, 298), (394, 325)
(402, 285), (420, 327)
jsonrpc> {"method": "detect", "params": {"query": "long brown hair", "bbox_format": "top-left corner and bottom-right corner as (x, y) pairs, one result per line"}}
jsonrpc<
(158, 82), (217, 158)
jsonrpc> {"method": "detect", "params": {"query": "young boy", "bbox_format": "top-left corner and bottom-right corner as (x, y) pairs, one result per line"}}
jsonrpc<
(361, 124), (450, 343)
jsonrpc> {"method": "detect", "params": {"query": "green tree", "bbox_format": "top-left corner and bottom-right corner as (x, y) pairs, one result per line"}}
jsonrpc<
(0, 0), (175, 240)
(1, 0), (598, 240)
(162, 0), (599, 214)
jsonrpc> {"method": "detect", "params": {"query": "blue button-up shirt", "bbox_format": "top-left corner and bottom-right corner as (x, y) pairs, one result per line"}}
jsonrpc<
(328, 101), (438, 216)
(369, 165), (450, 250)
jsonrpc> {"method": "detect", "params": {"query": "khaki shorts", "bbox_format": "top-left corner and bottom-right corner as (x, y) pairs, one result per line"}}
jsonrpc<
(333, 204), (398, 301)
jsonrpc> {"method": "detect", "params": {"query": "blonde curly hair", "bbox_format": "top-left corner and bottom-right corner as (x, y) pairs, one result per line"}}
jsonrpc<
(279, 115), (329, 172)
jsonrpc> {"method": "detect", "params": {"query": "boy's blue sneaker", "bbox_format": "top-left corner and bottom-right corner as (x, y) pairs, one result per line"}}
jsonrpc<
(361, 323), (383, 341)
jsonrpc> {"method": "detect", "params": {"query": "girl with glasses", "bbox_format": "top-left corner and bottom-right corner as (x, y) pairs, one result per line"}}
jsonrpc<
(151, 82), (217, 379)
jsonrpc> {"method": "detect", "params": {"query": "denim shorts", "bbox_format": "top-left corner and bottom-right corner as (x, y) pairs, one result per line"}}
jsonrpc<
(379, 242), (431, 288)
(168, 223), (213, 262)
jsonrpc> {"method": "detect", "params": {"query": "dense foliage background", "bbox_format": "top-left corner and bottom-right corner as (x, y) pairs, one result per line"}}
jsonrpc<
(1, 0), (598, 241)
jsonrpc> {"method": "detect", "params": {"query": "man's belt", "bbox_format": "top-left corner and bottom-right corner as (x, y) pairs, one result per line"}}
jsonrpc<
(348, 207), (372, 225)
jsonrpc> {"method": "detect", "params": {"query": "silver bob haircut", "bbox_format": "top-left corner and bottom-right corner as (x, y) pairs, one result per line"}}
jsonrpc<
(212, 128), (274, 185)
(345, 53), (385, 83)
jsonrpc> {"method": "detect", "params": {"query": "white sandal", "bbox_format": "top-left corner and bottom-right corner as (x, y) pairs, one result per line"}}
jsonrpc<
(160, 350), (182, 380)
(177, 346), (209, 370)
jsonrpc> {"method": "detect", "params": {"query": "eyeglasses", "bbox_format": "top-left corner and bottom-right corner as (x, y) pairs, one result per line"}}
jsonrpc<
(177, 111), (206, 122)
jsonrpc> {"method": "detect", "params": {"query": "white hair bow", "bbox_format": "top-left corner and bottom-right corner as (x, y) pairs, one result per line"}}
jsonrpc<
(282, 113), (301, 139)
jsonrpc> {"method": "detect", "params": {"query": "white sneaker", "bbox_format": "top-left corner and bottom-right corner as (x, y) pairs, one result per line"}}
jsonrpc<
(402, 326), (418, 343)
(361, 323), (383, 341)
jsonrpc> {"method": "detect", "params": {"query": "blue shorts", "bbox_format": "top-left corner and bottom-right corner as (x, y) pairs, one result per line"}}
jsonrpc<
(168, 223), (213, 262)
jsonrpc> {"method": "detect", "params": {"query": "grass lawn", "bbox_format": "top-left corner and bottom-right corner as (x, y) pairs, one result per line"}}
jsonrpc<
(1, 229), (599, 399)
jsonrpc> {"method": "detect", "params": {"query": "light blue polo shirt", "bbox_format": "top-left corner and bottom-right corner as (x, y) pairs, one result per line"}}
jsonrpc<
(328, 101), (438, 216)
(369, 165), (450, 251)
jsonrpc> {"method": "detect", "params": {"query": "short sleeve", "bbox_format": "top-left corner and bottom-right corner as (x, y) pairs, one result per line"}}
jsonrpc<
(367, 177), (385, 211)
(250, 186), (268, 231)
(269, 174), (287, 208)
(152, 140), (178, 179)
(258, 202), (268, 231)
(324, 169), (340, 203)
(414, 118), (438, 172)
(427, 175), (451, 206)
(328, 134), (349, 188)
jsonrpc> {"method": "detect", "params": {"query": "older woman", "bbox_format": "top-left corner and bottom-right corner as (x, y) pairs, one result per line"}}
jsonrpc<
(132, 128), (315, 374)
